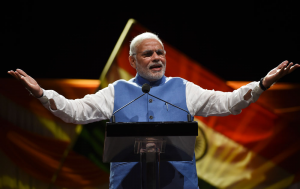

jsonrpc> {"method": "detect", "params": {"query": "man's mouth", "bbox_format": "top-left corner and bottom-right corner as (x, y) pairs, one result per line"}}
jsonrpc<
(149, 64), (162, 71)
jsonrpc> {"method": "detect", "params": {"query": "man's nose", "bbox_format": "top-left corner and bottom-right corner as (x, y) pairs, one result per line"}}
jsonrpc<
(151, 51), (160, 61)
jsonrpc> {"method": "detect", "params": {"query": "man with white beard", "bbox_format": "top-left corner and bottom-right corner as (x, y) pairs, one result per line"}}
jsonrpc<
(8, 32), (299, 189)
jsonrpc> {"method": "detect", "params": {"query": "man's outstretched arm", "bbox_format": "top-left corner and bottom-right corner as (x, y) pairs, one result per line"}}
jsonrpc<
(187, 60), (299, 117)
(261, 60), (299, 89)
(243, 60), (299, 100)
(8, 69), (114, 124)
(8, 69), (58, 110)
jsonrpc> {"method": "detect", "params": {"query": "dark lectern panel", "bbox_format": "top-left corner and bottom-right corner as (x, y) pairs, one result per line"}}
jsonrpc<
(103, 121), (198, 162)
(106, 121), (198, 137)
(103, 136), (196, 162)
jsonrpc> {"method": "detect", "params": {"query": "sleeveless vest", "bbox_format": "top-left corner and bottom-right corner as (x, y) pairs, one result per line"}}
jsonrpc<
(110, 74), (198, 189)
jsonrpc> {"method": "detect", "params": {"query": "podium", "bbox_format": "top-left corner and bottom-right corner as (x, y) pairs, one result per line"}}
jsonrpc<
(103, 121), (198, 189)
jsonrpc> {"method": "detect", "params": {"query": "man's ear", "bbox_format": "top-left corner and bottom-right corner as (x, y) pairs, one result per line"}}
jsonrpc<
(129, 56), (136, 69)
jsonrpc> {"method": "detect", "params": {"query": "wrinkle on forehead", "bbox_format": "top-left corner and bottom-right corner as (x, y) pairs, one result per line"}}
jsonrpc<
(137, 39), (164, 52)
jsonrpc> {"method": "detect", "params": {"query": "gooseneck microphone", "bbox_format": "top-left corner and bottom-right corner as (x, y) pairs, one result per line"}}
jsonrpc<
(111, 84), (149, 123)
(111, 83), (192, 123)
(141, 83), (192, 122)
(142, 83), (150, 93)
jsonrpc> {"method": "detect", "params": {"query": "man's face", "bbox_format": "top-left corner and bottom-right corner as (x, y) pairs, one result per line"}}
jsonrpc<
(129, 39), (166, 81)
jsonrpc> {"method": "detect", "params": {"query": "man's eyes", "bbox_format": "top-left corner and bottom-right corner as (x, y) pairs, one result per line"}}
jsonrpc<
(142, 50), (164, 57)
(143, 52), (153, 57)
(156, 51), (164, 55)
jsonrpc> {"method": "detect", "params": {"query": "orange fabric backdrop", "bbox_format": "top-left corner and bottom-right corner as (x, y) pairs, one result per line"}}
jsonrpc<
(0, 78), (109, 188)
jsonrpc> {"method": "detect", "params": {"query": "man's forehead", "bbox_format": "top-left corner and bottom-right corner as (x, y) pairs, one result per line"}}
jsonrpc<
(138, 39), (163, 51)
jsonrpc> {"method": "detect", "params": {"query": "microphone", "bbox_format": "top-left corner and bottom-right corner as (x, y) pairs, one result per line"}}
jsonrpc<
(142, 83), (150, 93)
(142, 83), (192, 122)
(111, 83), (192, 123)
(111, 83), (150, 123)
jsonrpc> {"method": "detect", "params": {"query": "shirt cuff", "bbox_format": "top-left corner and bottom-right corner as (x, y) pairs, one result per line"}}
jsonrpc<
(252, 82), (264, 95)
(37, 89), (49, 104)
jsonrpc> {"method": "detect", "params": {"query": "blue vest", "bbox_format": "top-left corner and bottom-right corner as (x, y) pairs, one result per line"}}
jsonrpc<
(110, 74), (198, 189)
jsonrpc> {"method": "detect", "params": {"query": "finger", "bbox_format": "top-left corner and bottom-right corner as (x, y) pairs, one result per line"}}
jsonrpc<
(8, 70), (20, 80)
(16, 69), (29, 77)
(272, 66), (288, 81)
(15, 71), (25, 80)
(277, 63), (288, 75)
(15, 72), (31, 87)
(289, 64), (300, 73)
(284, 62), (293, 70)
(7, 70), (14, 76)
(280, 62), (293, 77)
(278, 60), (289, 69)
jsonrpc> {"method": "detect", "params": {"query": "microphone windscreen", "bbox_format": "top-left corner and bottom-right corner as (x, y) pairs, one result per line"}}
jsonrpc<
(142, 83), (150, 93)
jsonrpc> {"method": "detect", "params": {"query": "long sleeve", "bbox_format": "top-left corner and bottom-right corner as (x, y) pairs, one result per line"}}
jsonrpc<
(38, 84), (115, 124)
(186, 81), (264, 117)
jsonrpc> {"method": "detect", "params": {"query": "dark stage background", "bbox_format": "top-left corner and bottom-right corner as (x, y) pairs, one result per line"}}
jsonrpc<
(3, 2), (300, 83)
(2, 2), (300, 189)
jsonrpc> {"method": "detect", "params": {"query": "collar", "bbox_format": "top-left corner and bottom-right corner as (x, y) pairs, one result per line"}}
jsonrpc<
(134, 73), (166, 87)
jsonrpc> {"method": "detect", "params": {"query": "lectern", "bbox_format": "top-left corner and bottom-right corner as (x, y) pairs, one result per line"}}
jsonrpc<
(103, 121), (198, 189)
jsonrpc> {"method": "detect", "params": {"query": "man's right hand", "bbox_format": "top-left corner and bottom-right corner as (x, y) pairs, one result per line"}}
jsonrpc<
(8, 69), (43, 98)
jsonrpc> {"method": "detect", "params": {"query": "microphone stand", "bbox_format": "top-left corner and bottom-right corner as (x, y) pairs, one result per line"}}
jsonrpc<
(111, 93), (146, 123)
(111, 83), (192, 123)
(107, 83), (196, 189)
(147, 93), (192, 122)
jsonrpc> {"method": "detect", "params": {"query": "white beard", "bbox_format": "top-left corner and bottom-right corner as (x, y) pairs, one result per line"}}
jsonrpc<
(135, 61), (166, 81)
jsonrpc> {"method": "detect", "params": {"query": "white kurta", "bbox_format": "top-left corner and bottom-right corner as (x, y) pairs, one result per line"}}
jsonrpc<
(38, 78), (263, 124)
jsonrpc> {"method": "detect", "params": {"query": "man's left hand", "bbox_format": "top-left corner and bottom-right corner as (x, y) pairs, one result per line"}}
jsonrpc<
(263, 60), (300, 88)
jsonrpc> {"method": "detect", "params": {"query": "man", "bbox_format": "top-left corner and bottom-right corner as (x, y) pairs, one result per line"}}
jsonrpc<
(8, 32), (299, 189)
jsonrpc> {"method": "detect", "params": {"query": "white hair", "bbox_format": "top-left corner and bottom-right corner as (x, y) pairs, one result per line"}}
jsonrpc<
(129, 32), (164, 56)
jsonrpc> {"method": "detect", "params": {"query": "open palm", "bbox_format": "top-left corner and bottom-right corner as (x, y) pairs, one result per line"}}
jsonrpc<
(263, 60), (300, 88)
(7, 69), (43, 98)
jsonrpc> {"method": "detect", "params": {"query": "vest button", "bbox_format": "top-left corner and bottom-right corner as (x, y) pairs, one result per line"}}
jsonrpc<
(149, 116), (153, 119)
(149, 99), (153, 103)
